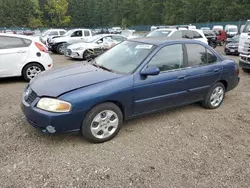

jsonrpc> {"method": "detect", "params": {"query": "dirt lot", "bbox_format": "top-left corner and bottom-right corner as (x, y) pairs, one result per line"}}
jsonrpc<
(0, 47), (250, 188)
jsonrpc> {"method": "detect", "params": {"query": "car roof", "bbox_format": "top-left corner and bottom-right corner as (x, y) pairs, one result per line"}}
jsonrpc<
(0, 33), (34, 40)
(128, 36), (205, 46)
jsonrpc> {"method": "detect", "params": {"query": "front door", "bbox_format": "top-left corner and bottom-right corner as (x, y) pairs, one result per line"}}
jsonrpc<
(133, 44), (190, 115)
(69, 30), (83, 43)
(0, 36), (29, 77)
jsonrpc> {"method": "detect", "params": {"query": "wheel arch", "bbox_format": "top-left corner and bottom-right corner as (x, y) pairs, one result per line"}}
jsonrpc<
(218, 80), (228, 90)
(21, 62), (45, 76)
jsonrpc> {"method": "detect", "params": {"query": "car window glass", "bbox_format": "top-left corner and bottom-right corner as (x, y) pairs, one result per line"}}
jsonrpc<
(84, 30), (90, 36)
(49, 31), (58, 36)
(182, 30), (193, 39)
(59, 31), (66, 35)
(207, 49), (217, 64)
(186, 44), (207, 66)
(170, 31), (182, 38)
(193, 31), (202, 38)
(71, 30), (82, 37)
(0, 36), (31, 49)
(148, 44), (184, 72)
(111, 36), (126, 42)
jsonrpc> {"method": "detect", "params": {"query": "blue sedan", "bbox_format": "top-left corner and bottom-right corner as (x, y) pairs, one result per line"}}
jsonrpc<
(21, 37), (240, 143)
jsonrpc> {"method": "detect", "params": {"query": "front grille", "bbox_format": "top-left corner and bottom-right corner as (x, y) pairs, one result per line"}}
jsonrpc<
(26, 90), (37, 105)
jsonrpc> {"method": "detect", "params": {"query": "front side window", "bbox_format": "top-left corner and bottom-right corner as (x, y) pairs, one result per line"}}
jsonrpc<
(147, 44), (184, 72)
(111, 36), (126, 42)
(95, 41), (155, 74)
(0, 36), (31, 49)
(71, 30), (82, 37)
(186, 44), (217, 67)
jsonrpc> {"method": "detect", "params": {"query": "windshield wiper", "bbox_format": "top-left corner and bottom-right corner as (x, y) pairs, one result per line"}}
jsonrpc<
(90, 59), (114, 73)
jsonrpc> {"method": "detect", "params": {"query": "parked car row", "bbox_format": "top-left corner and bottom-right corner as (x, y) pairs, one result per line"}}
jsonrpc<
(0, 29), (41, 36)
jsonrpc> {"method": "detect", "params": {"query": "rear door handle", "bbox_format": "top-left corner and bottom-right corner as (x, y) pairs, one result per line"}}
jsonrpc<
(177, 75), (186, 80)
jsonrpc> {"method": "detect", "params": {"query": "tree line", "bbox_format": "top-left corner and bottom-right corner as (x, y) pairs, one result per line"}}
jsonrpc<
(0, 0), (250, 28)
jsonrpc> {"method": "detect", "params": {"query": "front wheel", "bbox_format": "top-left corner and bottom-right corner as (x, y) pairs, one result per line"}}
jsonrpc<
(201, 83), (225, 109)
(81, 102), (123, 143)
(56, 43), (64, 55)
(22, 63), (44, 82)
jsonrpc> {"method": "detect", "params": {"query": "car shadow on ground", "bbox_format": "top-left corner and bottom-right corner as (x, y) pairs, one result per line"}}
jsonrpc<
(0, 76), (26, 84)
(23, 102), (205, 146)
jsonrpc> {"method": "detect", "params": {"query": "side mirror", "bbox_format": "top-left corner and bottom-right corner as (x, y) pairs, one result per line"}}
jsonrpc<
(141, 67), (160, 76)
(97, 40), (102, 44)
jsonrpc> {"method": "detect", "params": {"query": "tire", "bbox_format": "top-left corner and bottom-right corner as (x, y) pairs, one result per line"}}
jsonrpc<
(81, 102), (123, 143)
(22, 63), (45, 82)
(83, 49), (94, 61)
(56, 43), (64, 55)
(201, 82), (225, 109)
(220, 40), (225, 46)
(51, 49), (57, 53)
(242, 68), (250, 73)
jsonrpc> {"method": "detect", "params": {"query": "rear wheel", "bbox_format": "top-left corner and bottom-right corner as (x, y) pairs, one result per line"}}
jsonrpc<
(81, 102), (123, 143)
(201, 83), (225, 109)
(22, 63), (44, 82)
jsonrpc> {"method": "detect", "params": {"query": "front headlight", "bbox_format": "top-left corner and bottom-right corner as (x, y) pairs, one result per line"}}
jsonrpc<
(73, 47), (84, 51)
(37, 98), (71, 113)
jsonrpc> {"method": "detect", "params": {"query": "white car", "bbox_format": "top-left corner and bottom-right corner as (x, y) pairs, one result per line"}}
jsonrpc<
(0, 34), (53, 81)
(48, 29), (94, 54)
(147, 28), (208, 44)
(65, 34), (127, 60)
(40, 29), (66, 45)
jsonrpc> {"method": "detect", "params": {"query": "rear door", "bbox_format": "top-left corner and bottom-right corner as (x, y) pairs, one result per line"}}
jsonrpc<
(0, 36), (30, 77)
(133, 44), (190, 115)
(184, 43), (223, 101)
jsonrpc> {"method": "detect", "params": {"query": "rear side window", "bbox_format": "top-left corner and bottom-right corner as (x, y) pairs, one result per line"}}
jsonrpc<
(186, 44), (217, 67)
(49, 31), (58, 36)
(182, 30), (194, 39)
(59, 31), (66, 35)
(0, 36), (32, 49)
(84, 30), (90, 36)
(193, 31), (202, 38)
(148, 44), (184, 72)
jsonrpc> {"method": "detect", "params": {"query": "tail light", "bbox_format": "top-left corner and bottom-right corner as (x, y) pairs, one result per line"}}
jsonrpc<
(35, 42), (48, 53)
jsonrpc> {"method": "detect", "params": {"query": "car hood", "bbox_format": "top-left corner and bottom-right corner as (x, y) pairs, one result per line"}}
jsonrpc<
(53, 36), (68, 43)
(67, 42), (98, 50)
(30, 63), (122, 97)
(227, 42), (239, 47)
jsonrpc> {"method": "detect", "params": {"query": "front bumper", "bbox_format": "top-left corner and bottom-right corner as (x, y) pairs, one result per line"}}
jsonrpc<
(64, 49), (83, 59)
(21, 92), (83, 134)
(224, 46), (239, 54)
(239, 55), (250, 70)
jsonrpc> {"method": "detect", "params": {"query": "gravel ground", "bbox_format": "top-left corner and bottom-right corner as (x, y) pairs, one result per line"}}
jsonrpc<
(0, 47), (250, 188)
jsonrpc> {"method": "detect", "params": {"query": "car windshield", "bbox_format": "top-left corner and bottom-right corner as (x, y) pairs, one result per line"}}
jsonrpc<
(41, 30), (50, 37)
(95, 41), (155, 74)
(243, 21), (250, 33)
(147, 30), (171, 37)
(85, 35), (102, 43)
(232, 35), (239, 42)
(63, 30), (74, 36)
(229, 28), (237, 32)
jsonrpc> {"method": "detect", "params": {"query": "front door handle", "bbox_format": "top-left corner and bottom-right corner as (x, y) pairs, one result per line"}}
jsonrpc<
(17, 50), (27, 53)
(213, 69), (220, 73)
(177, 75), (186, 80)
